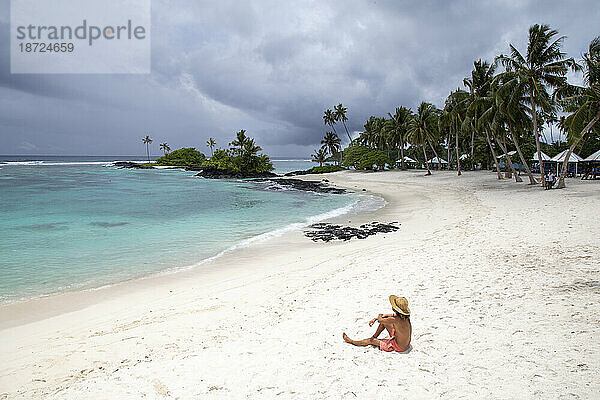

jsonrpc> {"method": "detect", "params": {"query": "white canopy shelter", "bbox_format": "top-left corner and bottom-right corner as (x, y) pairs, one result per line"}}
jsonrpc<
(496, 150), (517, 159)
(401, 156), (417, 163)
(428, 157), (448, 164)
(584, 149), (600, 161)
(551, 150), (583, 176)
(531, 151), (551, 162)
(551, 149), (583, 163)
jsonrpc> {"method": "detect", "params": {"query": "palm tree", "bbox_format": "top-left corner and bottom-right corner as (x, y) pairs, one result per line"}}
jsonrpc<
(206, 137), (216, 156)
(334, 103), (352, 143)
(159, 142), (171, 155)
(359, 116), (379, 148)
(496, 24), (577, 180)
(407, 102), (438, 175)
(321, 131), (341, 164)
(230, 130), (248, 155)
(323, 109), (338, 136)
(311, 148), (328, 167)
(142, 135), (153, 163)
(240, 138), (262, 169)
(387, 106), (412, 170)
(464, 60), (497, 160)
(494, 76), (539, 184)
(554, 36), (600, 188)
(443, 90), (469, 175)
(464, 60), (504, 179)
(477, 79), (523, 182)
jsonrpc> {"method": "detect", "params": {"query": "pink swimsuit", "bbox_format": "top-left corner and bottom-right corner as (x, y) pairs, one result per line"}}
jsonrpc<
(379, 329), (410, 352)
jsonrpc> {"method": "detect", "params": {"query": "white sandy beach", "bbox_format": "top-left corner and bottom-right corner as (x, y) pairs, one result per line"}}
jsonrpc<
(1, 170), (599, 399)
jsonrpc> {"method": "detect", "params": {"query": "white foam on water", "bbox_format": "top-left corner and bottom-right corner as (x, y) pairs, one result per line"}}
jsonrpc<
(1, 160), (151, 166)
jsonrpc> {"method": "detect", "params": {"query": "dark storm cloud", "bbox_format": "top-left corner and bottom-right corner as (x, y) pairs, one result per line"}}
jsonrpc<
(1, 0), (599, 156)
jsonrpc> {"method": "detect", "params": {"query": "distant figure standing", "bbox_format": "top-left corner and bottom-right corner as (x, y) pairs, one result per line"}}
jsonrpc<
(343, 295), (412, 352)
(545, 171), (553, 189)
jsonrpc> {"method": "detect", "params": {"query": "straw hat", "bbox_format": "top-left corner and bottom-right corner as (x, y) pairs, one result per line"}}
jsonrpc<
(389, 295), (410, 316)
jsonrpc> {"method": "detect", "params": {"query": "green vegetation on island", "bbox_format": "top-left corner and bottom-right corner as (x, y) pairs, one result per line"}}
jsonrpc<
(149, 130), (274, 176)
(155, 147), (206, 167)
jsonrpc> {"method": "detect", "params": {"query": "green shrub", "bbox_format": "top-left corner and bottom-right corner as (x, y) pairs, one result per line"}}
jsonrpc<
(202, 149), (274, 173)
(155, 148), (205, 167)
(342, 145), (390, 170)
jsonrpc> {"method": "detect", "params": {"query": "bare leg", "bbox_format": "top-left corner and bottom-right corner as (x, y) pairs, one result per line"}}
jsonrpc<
(343, 333), (381, 347)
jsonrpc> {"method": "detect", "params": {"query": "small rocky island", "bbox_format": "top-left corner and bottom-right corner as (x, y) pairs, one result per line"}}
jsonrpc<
(304, 221), (400, 242)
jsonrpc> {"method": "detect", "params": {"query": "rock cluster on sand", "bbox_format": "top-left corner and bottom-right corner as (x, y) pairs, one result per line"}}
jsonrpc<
(304, 221), (400, 242)
(250, 178), (346, 194)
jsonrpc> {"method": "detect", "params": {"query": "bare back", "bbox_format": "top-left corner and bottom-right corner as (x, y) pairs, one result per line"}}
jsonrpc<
(390, 317), (411, 348)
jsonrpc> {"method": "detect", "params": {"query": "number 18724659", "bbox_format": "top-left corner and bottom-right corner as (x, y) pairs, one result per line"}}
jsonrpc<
(19, 43), (74, 52)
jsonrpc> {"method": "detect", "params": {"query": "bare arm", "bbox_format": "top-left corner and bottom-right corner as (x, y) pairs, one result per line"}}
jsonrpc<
(369, 313), (395, 326)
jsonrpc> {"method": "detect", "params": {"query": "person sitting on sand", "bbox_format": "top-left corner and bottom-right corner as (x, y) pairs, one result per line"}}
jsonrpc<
(343, 295), (411, 352)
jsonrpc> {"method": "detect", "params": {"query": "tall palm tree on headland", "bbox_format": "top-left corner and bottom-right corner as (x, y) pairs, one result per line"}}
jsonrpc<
(496, 24), (578, 181)
(206, 137), (216, 155)
(142, 135), (153, 163)
(554, 36), (600, 188)
(159, 142), (170, 155)
(334, 103), (352, 143)
(323, 109), (338, 136)
(321, 131), (341, 164)
(407, 102), (438, 175)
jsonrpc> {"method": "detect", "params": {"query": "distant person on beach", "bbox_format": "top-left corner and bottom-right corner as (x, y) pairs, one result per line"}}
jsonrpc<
(545, 171), (553, 189)
(343, 295), (411, 352)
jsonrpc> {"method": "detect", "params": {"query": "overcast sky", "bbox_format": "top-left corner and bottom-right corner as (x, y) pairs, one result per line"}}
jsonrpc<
(1, 0), (599, 157)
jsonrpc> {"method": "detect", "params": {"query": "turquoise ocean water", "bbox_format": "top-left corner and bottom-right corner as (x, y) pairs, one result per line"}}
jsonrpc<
(0, 157), (376, 304)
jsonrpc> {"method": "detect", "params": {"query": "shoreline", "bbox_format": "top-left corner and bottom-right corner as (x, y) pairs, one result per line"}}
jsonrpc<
(2, 170), (599, 399)
(0, 172), (386, 329)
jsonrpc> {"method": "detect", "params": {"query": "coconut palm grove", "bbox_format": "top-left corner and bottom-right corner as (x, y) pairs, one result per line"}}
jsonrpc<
(310, 24), (600, 188)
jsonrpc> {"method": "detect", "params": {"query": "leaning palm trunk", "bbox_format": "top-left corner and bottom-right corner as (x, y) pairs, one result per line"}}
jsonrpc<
(508, 124), (537, 184)
(470, 129), (475, 159)
(530, 89), (545, 181)
(502, 136), (513, 179)
(455, 131), (461, 176)
(400, 136), (406, 170)
(447, 134), (451, 169)
(428, 141), (441, 170)
(556, 110), (600, 189)
(485, 128), (503, 179)
(494, 131), (522, 182)
(422, 145), (431, 175)
(341, 121), (352, 143)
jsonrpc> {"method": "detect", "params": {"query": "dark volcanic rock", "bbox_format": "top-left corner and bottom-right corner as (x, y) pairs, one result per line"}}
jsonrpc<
(195, 166), (278, 179)
(284, 169), (315, 176)
(304, 221), (400, 242)
(250, 178), (346, 194)
(113, 161), (154, 169)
